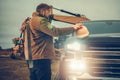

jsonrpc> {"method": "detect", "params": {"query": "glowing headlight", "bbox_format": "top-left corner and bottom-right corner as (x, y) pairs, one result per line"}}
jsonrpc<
(68, 59), (87, 72)
(66, 42), (81, 51)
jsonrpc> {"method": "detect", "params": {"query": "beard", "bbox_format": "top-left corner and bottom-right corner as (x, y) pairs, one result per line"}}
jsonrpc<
(48, 15), (54, 23)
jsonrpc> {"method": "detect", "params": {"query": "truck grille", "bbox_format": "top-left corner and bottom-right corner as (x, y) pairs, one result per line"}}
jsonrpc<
(83, 47), (120, 78)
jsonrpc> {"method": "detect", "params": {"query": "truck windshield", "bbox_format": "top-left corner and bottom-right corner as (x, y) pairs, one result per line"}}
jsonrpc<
(83, 20), (120, 35)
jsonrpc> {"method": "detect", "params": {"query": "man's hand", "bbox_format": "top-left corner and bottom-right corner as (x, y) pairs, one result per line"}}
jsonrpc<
(73, 23), (83, 30)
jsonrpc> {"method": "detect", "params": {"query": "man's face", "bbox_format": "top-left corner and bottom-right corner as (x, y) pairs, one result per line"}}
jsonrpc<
(43, 8), (53, 18)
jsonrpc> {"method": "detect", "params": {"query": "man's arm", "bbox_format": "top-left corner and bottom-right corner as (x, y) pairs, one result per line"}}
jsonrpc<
(31, 17), (82, 37)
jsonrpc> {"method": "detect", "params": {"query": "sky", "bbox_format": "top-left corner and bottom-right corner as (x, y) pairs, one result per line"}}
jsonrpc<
(0, 0), (120, 49)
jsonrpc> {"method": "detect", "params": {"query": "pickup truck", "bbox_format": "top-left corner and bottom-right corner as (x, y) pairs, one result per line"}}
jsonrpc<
(55, 20), (120, 80)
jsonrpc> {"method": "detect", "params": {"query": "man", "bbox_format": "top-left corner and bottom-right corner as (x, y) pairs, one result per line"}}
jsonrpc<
(23, 3), (85, 80)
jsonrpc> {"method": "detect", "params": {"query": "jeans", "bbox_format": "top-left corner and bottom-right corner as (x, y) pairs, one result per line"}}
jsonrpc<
(27, 59), (51, 80)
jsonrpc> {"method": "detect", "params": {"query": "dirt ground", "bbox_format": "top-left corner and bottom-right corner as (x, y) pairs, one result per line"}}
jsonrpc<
(0, 57), (29, 80)
(0, 57), (59, 80)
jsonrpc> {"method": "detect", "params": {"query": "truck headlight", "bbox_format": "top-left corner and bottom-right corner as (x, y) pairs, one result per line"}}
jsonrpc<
(66, 42), (81, 51)
(68, 59), (87, 73)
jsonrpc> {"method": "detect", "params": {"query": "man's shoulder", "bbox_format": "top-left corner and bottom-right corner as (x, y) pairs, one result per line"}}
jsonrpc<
(31, 16), (46, 22)
(31, 16), (41, 21)
(30, 16), (48, 27)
